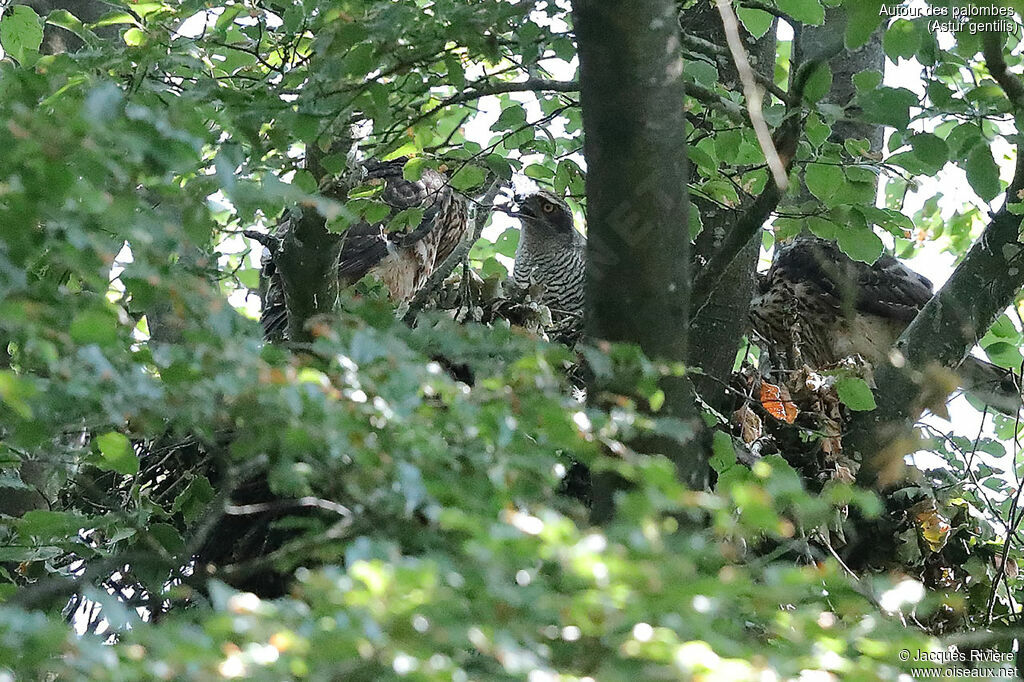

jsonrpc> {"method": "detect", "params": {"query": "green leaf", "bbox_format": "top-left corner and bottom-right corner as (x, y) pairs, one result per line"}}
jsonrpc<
(18, 510), (85, 539)
(802, 63), (832, 104)
(45, 10), (98, 47)
(689, 202), (704, 239)
(945, 123), (983, 158)
(149, 523), (185, 553)
(807, 216), (838, 240)
(805, 112), (831, 147)
(984, 342), (1024, 369)
(883, 19), (919, 61)
(494, 228), (520, 258)
(292, 169), (318, 194)
(172, 476), (216, 524)
(778, 0), (824, 25)
(908, 133), (948, 174)
(710, 431), (737, 473)
(0, 371), (36, 419)
(95, 432), (139, 476)
(737, 7), (773, 38)
(450, 164), (486, 191)
(0, 5), (43, 64)
(236, 268), (261, 290)
(389, 207), (425, 232)
(852, 70), (883, 92)
(123, 27), (146, 46)
(965, 143), (1001, 202)
(70, 309), (119, 347)
(91, 10), (139, 27)
(402, 157), (427, 181)
(836, 377), (877, 411)
(844, 138), (871, 157)
(858, 86), (918, 130)
(684, 61), (718, 87)
(804, 163), (845, 206)
(362, 201), (392, 224)
(844, 0), (885, 48)
(837, 227), (884, 264)
(492, 103), (527, 131)
(523, 163), (554, 180)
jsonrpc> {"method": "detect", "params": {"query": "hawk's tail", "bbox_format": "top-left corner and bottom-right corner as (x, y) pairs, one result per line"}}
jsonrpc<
(958, 355), (1022, 415)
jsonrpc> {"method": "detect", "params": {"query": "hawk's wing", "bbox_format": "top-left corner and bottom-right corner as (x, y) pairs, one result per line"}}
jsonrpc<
(256, 158), (468, 340)
(768, 238), (933, 322)
(337, 159), (457, 288)
(751, 237), (935, 368)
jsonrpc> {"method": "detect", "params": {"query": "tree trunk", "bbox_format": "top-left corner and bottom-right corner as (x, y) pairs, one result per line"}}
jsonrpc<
(573, 0), (705, 490)
(795, 9), (885, 151)
(684, 5), (777, 413)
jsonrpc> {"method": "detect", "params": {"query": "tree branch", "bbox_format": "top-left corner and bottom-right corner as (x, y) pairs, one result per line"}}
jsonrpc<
(688, 61), (822, 312)
(679, 27), (790, 105)
(417, 76), (750, 126)
(849, 37), (1024, 485)
(716, 0), (788, 190)
(983, 33), (1024, 110)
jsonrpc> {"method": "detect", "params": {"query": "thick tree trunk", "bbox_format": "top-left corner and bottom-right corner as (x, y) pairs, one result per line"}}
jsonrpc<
(573, 0), (705, 490)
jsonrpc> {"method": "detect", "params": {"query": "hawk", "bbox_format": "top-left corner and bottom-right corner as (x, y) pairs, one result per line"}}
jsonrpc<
(750, 237), (1018, 411)
(257, 159), (469, 340)
(750, 237), (932, 369)
(512, 191), (586, 337)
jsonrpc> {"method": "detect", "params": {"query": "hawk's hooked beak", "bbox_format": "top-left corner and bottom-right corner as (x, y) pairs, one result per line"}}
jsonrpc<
(513, 195), (541, 222)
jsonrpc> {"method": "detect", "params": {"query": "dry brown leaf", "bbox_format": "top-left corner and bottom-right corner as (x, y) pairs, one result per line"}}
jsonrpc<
(760, 380), (799, 424)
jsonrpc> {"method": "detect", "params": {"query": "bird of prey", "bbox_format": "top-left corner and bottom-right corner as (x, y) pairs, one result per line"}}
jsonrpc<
(257, 158), (469, 340)
(512, 191), (586, 337)
(750, 237), (1018, 411)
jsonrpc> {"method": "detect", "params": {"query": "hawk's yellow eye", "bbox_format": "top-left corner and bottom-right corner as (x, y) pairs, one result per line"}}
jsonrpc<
(542, 202), (556, 213)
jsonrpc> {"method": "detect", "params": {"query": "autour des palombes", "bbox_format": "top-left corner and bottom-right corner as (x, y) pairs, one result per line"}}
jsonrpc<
(879, 3), (1015, 33)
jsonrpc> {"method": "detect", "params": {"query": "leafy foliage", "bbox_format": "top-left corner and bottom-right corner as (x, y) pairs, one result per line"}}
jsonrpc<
(0, 0), (1024, 678)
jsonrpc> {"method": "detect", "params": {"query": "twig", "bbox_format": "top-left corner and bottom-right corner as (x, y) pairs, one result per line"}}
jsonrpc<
(983, 34), (1024, 204)
(406, 76), (748, 133)
(740, 0), (793, 22)
(225, 496), (352, 518)
(689, 60), (822, 312)
(716, 0), (788, 191)
(987, 395), (1024, 623)
(402, 178), (505, 324)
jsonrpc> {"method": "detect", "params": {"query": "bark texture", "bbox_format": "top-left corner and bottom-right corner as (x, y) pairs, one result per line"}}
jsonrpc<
(573, 0), (704, 488)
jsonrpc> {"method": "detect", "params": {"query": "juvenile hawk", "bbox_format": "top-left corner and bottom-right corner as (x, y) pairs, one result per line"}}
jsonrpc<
(750, 237), (1018, 412)
(258, 159), (469, 340)
(750, 237), (932, 369)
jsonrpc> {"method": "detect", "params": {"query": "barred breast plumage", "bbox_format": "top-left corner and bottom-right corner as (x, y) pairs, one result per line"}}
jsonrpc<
(512, 191), (586, 337)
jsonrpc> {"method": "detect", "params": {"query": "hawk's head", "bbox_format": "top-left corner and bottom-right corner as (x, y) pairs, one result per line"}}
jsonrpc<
(516, 191), (575, 242)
